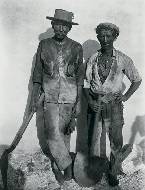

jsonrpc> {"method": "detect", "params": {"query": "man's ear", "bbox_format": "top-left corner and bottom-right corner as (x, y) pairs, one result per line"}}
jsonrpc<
(51, 21), (54, 29)
(113, 36), (117, 42)
(68, 24), (72, 31)
(96, 34), (100, 42)
(113, 32), (118, 42)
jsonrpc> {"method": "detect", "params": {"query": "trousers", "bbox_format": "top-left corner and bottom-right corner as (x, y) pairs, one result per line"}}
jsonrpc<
(36, 101), (74, 171)
(87, 102), (124, 165)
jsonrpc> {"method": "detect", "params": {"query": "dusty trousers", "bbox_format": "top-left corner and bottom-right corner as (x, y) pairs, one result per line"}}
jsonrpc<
(36, 102), (74, 171)
(87, 102), (124, 163)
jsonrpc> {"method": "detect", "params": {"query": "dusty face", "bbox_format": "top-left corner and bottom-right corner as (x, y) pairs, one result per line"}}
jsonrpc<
(97, 29), (116, 50)
(52, 21), (71, 40)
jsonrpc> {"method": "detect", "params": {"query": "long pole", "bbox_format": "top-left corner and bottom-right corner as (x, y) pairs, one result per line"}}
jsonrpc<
(90, 95), (102, 156)
(0, 93), (44, 190)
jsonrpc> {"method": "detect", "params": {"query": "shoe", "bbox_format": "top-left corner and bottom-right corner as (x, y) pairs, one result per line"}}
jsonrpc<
(64, 164), (73, 181)
(118, 168), (126, 176)
(53, 169), (65, 185)
(107, 173), (119, 187)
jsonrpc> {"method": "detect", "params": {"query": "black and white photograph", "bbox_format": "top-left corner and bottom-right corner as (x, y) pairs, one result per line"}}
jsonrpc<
(0, 0), (145, 189)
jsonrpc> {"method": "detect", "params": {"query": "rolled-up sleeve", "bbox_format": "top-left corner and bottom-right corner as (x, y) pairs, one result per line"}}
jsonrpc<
(32, 41), (43, 84)
(123, 56), (142, 83)
(83, 56), (94, 89)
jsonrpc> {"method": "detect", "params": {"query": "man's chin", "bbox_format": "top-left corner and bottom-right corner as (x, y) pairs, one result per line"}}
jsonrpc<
(101, 44), (112, 49)
(102, 44), (110, 47)
(55, 34), (66, 40)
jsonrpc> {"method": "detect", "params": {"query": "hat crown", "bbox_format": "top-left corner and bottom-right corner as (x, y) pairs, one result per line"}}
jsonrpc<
(54, 9), (74, 23)
(46, 9), (78, 25)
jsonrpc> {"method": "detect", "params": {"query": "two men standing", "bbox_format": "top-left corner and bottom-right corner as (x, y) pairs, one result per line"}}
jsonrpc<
(31, 9), (142, 188)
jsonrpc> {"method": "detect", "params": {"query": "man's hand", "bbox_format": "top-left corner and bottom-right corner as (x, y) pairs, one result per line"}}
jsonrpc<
(31, 96), (39, 112)
(88, 99), (102, 112)
(64, 118), (76, 135)
(114, 93), (127, 103)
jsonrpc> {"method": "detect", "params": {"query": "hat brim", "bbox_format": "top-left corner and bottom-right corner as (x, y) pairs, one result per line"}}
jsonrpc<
(46, 16), (79, 25)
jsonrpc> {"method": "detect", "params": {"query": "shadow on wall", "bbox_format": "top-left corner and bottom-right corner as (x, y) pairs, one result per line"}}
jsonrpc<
(129, 115), (145, 144)
(22, 28), (54, 156)
(82, 39), (100, 62)
(38, 28), (54, 41)
(76, 40), (100, 154)
(129, 115), (145, 165)
(23, 27), (54, 119)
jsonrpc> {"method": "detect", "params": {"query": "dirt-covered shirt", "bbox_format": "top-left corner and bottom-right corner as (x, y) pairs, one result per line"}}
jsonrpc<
(84, 48), (141, 94)
(32, 37), (84, 104)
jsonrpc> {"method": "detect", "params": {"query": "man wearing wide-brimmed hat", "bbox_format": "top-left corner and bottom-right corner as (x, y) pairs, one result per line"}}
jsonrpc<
(83, 22), (142, 186)
(30, 9), (84, 185)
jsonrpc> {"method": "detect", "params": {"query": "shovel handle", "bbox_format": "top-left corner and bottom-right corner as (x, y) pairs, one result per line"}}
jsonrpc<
(10, 111), (34, 151)
(7, 93), (45, 153)
(90, 95), (102, 155)
(0, 93), (44, 189)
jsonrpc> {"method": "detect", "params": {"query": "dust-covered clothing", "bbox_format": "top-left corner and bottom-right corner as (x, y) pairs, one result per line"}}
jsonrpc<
(32, 36), (84, 171)
(84, 48), (141, 157)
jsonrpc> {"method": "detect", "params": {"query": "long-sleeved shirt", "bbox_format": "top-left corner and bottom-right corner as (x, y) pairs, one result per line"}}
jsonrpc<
(32, 37), (84, 104)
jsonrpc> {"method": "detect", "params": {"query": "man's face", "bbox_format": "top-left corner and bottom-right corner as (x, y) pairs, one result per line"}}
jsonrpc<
(97, 29), (116, 49)
(52, 21), (71, 40)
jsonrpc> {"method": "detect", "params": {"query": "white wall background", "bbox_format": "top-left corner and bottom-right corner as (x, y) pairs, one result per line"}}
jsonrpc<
(0, 0), (145, 152)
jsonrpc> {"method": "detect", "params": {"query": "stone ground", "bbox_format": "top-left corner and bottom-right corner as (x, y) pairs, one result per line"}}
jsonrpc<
(0, 144), (145, 190)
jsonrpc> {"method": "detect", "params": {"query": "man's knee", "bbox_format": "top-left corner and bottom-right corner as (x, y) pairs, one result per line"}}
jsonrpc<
(38, 140), (54, 161)
(109, 125), (123, 150)
(113, 135), (123, 148)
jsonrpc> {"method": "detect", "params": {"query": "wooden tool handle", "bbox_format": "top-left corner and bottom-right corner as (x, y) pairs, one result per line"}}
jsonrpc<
(8, 93), (45, 152)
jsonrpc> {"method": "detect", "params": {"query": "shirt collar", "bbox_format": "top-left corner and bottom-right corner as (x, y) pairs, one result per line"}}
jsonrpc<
(52, 36), (69, 46)
(98, 48), (117, 58)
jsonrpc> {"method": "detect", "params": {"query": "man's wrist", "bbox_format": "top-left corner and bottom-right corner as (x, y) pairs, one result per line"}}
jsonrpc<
(32, 83), (41, 98)
(122, 94), (128, 102)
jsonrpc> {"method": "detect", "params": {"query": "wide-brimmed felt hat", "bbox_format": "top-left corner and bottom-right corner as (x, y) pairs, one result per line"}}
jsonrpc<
(46, 9), (78, 25)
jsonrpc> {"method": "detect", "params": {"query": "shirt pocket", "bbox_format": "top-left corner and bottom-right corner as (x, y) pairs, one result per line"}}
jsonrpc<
(66, 62), (75, 77)
(41, 52), (54, 76)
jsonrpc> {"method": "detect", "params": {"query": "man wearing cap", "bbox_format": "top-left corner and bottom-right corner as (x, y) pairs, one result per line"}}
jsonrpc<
(83, 23), (142, 186)
(30, 9), (84, 184)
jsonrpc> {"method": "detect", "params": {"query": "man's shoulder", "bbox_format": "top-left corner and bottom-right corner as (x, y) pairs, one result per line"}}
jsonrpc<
(115, 49), (133, 63)
(39, 37), (82, 49)
(68, 38), (82, 49)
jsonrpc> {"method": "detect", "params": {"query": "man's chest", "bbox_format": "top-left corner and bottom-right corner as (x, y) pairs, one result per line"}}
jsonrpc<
(41, 43), (78, 78)
(41, 41), (78, 62)
(97, 55), (113, 83)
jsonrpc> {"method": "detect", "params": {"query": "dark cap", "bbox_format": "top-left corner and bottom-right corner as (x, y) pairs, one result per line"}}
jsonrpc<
(96, 22), (119, 37)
